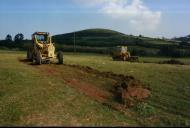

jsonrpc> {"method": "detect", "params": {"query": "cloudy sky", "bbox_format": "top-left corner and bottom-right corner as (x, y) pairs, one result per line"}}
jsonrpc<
(0, 0), (190, 39)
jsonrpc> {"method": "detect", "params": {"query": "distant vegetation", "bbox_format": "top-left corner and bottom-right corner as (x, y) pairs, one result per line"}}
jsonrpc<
(173, 35), (190, 42)
(1, 29), (190, 57)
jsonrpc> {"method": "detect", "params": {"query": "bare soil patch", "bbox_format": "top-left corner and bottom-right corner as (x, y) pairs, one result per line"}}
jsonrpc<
(65, 78), (111, 103)
(63, 64), (151, 108)
(20, 59), (151, 112)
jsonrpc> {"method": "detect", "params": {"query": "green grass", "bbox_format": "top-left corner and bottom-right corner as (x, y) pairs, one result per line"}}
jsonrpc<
(0, 50), (190, 126)
(0, 50), (137, 126)
(64, 52), (190, 126)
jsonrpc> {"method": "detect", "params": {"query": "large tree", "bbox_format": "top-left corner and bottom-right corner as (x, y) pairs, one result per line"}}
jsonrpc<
(14, 33), (24, 43)
(5, 34), (12, 42)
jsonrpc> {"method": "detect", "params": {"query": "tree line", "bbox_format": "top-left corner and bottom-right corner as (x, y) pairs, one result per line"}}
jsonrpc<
(0, 33), (32, 50)
(4, 33), (24, 43)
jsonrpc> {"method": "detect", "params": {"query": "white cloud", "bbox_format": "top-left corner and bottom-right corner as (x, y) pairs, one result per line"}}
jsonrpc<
(75, 0), (162, 31)
(76, 0), (126, 6)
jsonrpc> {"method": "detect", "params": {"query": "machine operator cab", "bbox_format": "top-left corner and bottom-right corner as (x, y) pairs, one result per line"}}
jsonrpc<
(32, 32), (51, 45)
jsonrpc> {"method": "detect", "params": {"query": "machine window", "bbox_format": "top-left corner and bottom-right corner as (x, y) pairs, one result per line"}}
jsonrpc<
(36, 35), (48, 42)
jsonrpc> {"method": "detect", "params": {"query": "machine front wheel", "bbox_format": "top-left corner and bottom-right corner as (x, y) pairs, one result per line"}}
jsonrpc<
(36, 52), (42, 65)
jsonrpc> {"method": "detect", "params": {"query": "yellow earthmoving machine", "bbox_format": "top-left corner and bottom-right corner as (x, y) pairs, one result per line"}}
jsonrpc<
(111, 46), (139, 61)
(27, 32), (63, 65)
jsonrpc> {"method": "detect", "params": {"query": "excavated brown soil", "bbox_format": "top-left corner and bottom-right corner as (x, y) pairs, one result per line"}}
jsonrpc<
(64, 64), (151, 107)
(65, 78), (111, 103)
(19, 58), (151, 112)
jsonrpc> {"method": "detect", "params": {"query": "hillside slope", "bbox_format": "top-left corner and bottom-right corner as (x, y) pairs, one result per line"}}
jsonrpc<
(52, 28), (176, 47)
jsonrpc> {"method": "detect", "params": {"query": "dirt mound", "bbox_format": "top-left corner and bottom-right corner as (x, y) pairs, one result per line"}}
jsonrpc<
(158, 59), (184, 65)
(65, 64), (135, 81)
(115, 81), (151, 107)
(65, 64), (151, 107)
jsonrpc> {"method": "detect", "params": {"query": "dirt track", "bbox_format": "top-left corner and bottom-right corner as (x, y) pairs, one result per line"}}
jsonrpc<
(19, 58), (151, 113)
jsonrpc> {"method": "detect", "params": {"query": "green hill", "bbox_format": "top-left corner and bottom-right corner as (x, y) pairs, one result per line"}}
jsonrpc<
(52, 28), (177, 47)
(52, 28), (190, 57)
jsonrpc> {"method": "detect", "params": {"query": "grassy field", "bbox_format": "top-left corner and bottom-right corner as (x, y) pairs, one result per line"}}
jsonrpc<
(0, 50), (190, 126)
(64, 53), (190, 126)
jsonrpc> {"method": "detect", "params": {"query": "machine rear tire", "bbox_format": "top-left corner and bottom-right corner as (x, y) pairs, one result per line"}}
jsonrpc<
(36, 52), (42, 65)
(57, 51), (64, 64)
